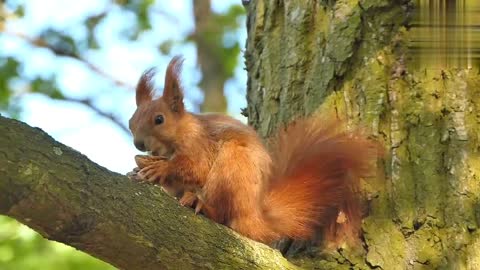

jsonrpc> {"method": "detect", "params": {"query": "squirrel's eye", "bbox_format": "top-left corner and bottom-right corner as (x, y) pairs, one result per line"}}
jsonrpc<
(154, 115), (164, 125)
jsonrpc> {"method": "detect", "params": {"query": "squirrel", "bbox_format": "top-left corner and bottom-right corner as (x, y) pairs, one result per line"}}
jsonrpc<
(128, 56), (378, 245)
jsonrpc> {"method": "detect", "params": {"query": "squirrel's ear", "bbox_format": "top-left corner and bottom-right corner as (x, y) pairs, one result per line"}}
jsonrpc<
(163, 56), (185, 113)
(136, 68), (156, 106)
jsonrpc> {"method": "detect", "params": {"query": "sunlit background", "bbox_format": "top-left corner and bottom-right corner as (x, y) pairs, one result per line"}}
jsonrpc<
(1, 0), (246, 269)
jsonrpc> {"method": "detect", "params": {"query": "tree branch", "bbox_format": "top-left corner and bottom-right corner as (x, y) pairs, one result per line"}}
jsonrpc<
(61, 96), (130, 134)
(0, 115), (298, 270)
(2, 30), (133, 135)
(2, 30), (135, 90)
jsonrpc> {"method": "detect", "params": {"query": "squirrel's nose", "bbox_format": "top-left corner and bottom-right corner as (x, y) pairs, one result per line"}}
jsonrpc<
(134, 140), (146, 152)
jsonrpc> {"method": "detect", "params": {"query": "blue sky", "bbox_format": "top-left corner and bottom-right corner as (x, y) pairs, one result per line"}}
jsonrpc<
(1, 0), (247, 173)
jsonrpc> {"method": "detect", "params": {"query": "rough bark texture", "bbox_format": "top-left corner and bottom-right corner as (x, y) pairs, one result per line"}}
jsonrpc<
(0, 116), (298, 270)
(245, 0), (480, 269)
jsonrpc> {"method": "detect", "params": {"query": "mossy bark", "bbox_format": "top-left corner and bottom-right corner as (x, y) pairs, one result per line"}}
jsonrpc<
(245, 0), (480, 269)
(0, 116), (298, 270)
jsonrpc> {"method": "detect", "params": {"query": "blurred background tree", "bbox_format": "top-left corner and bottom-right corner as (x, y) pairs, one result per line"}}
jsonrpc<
(0, 0), (246, 269)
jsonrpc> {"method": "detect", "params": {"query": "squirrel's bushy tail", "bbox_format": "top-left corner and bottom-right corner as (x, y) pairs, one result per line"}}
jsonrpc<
(263, 117), (378, 245)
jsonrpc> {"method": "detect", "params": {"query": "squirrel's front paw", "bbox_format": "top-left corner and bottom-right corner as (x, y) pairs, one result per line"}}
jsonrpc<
(137, 162), (168, 184)
(132, 155), (169, 184)
(127, 168), (141, 181)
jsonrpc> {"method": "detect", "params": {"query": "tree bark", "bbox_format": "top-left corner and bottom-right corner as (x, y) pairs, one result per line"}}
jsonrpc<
(245, 0), (480, 269)
(0, 116), (298, 270)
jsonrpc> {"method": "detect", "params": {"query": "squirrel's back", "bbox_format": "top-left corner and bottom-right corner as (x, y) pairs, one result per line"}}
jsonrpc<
(195, 113), (261, 144)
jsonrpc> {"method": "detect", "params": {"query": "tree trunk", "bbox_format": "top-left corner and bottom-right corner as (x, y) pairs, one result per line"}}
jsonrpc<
(245, 0), (480, 269)
(193, 0), (228, 113)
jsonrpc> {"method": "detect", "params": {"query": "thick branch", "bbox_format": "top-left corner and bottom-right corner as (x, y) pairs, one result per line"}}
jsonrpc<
(0, 116), (297, 270)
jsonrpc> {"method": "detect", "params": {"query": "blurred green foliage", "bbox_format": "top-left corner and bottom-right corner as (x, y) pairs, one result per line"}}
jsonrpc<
(188, 4), (245, 78)
(0, 216), (115, 270)
(0, 58), (20, 115)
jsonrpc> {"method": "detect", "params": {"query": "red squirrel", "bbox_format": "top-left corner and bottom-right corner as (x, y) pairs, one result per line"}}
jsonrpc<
(128, 56), (378, 245)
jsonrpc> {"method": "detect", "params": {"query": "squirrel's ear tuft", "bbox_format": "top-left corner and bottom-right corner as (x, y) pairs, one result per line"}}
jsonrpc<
(136, 68), (156, 106)
(163, 56), (185, 113)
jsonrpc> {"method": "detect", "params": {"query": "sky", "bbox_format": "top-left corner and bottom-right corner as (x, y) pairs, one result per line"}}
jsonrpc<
(1, 0), (247, 173)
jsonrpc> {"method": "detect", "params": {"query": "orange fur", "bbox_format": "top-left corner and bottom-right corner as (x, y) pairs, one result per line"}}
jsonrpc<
(129, 56), (379, 245)
(265, 119), (376, 244)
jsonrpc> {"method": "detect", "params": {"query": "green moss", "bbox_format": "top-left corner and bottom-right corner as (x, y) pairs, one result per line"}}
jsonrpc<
(363, 218), (407, 269)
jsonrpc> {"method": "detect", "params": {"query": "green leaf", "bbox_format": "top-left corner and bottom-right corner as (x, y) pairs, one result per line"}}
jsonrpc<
(85, 13), (106, 49)
(39, 29), (80, 57)
(0, 57), (19, 110)
(30, 78), (64, 100)
(116, 0), (155, 33)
